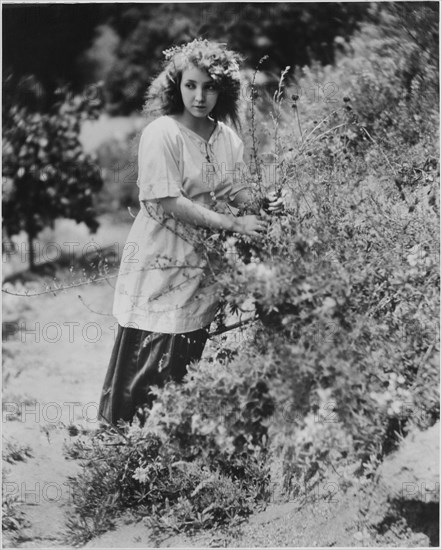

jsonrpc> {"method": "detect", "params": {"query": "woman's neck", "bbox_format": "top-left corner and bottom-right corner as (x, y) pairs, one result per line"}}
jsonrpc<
(173, 112), (215, 140)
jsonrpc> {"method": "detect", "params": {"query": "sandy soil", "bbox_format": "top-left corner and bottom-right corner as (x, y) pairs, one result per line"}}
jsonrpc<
(2, 211), (131, 548)
(3, 273), (117, 548)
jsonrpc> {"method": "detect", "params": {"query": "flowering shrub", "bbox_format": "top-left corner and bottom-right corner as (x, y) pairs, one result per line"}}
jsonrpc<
(66, 5), (439, 543)
(65, 357), (274, 544)
(201, 2), (439, 491)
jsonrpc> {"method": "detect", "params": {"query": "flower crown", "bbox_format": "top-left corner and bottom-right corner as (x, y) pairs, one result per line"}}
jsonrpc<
(162, 38), (241, 84)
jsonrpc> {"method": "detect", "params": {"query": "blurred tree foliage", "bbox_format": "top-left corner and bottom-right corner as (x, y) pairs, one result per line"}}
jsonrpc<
(4, 3), (438, 116)
(373, 2), (439, 94)
(2, 77), (104, 270)
(103, 2), (370, 113)
(3, 3), (370, 115)
(2, 4), (106, 104)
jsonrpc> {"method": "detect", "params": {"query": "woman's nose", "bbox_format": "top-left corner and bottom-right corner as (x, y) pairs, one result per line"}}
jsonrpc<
(195, 87), (205, 102)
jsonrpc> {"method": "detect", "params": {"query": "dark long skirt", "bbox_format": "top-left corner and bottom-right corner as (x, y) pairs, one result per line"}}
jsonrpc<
(98, 324), (209, 426)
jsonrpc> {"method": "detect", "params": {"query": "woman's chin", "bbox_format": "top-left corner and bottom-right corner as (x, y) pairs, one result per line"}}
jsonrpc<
(190, 107), (210, 118)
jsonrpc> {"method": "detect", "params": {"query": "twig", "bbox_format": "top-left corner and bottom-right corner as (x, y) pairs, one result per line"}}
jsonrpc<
(294, 104), (304, 144)
(77, 295), (113, 316)
(300, 109), (342, 149)
(272, 66), (291, 170)
(208, 317), (256, 338)
(2, 263), (205, 297)
(250, 56), (268, 184)
(97, 411), (130, 441)
(301, 123), (347, 152)
(359, 126), (397, 176)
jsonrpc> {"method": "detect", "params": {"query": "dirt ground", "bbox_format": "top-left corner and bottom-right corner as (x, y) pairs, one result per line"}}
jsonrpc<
(3, 215), (129, 548)
(3, 275), (116, 547)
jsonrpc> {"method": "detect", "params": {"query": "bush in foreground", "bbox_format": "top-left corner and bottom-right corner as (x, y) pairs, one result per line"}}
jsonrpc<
(65, 358), (274, 544)
(64, 5), (439, 544)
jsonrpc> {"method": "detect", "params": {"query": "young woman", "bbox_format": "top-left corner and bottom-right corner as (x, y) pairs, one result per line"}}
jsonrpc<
(98, 39), (282, 426)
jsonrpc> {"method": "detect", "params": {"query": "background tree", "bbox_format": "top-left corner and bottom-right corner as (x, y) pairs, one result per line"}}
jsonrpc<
(2, 77), (104, 271)
(2, 3), (106, 107)
(375, 2), (439, 95)
(102, 2), (369, 114)
(3, 3), (370, 115)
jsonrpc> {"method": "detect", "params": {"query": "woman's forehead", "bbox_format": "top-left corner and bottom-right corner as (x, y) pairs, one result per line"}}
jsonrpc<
(181, 65), (213, 83)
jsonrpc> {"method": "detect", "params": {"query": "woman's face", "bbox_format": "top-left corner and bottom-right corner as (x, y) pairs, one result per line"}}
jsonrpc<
(179, 66), (219, 120)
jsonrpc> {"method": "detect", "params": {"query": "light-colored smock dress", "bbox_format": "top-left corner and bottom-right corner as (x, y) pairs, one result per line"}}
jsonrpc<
(112, 115), (248, 334)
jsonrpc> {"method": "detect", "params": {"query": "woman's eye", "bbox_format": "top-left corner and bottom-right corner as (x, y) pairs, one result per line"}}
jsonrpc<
(184, 82), (217, 92)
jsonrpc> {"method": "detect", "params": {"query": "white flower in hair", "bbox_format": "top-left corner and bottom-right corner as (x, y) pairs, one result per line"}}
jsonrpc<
(162, 39), (241, 83)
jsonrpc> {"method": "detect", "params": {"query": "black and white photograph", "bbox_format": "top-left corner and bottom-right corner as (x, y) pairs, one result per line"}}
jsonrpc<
(2, 1), (440, 548)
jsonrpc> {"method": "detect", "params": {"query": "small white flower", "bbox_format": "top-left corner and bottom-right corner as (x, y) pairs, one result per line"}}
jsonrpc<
(387, 400), (403, 416)
(132, 467), (149, 484)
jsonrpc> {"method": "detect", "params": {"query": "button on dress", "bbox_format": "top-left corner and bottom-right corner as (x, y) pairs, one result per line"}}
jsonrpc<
(113, 115), (249, 334)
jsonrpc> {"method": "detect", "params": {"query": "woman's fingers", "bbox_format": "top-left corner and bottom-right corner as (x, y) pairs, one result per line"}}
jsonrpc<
(268, 198), (284, 212)
(267, 191), (279, 201)
(251, 223), (267, 237)
(269, 198), (284, 206)
(238, 214), (268, 237)
(267, 190), (286, 212)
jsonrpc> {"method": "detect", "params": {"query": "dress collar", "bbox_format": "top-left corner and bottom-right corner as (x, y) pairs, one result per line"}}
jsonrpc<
(167, 115), (221, 145)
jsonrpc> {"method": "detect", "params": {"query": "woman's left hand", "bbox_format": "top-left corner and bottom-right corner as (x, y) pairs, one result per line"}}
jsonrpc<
(265, 191), (285, 214)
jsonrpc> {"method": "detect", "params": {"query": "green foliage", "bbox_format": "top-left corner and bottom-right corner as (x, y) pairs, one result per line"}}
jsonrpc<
(66, 5), (439, 542)
(193, 2), (439, 492)
(2, 438), (33, 463)
(2, 78), (105, 269)
(344, 3), (438, 147)
(65, 358), (274, 545)
(4, 4), (370, 116)
(2, 470), (30, 541)
(103, 3), (369, 114)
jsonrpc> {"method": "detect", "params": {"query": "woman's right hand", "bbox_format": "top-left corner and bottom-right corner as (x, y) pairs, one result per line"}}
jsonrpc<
(234, 215), (268, 238)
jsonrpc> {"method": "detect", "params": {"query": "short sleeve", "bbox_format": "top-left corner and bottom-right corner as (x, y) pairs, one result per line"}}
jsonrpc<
(228, 136), (250, 202)
(137, 120), (183, 201)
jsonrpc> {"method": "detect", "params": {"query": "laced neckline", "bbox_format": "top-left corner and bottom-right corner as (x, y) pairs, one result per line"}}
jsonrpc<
(167, 115), (221, 145)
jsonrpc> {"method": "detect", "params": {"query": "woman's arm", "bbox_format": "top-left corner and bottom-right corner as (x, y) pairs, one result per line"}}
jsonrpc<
(144, 196), (267, 238)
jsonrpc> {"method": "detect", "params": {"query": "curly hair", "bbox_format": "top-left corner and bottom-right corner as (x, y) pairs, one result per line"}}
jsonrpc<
(143, 39), (244, 130)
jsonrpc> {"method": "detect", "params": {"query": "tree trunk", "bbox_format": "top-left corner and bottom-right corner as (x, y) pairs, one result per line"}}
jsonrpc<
(26, 224), (36, 272)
